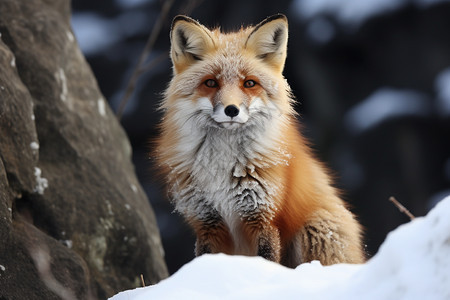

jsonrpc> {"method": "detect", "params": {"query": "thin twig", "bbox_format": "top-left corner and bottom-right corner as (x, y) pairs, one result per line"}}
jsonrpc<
(140, 274), (146, 287)
(116, 0), (176, 120)
(179, 0), (205, 15)
(389, 196), (415, 220)
(140, 52), (169, 75)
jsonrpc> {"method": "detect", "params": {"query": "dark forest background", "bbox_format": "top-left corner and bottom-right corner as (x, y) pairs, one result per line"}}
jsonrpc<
(71, 0), (450, 274)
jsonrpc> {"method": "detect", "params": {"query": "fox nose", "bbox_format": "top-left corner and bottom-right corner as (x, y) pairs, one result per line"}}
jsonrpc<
(224, 105), (239, 118)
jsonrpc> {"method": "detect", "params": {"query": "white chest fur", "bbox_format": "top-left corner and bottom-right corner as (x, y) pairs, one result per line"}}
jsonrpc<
(166, 97), (291, 252)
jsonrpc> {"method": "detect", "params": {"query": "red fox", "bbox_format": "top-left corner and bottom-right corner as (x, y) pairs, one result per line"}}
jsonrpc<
(155, 14), (365, 267)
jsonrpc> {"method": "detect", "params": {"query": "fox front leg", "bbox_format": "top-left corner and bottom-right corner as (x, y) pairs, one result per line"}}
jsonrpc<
(257, 228), (281, 262)
(244, 218), (281, 263)
(298, 209), (365, 265)
(191, 210), (233, 256)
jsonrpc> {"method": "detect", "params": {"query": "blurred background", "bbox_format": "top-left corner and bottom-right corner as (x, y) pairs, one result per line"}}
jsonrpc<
(71, 0), (450, 274)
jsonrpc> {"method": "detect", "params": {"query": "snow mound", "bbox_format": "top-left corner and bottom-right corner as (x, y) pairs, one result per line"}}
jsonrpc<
(344, 88), (430, 135)
(292, 0), (450, 28)
(110, 196), (450, 300)
(436, 67), (450, 116)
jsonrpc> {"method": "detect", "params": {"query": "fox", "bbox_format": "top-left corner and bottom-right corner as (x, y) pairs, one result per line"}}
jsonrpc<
(155, 14), (365, 267)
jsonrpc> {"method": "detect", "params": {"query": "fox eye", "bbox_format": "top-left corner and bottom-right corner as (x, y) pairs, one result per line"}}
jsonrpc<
(243, 80), (256, 88)
(204, 79), (218, 88)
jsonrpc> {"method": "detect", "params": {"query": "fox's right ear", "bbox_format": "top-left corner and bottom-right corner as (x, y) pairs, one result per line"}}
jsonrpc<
(170, 15), (215, 73)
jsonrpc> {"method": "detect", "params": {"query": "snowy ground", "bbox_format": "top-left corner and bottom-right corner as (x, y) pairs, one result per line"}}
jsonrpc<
(110, 196), (450, 300)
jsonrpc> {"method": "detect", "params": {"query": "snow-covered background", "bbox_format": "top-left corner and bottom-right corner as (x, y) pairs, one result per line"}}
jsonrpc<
(71, 0), (450, 273)
(111, 196), (450, 299)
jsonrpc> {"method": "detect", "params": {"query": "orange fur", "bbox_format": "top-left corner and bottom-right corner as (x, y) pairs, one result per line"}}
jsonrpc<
(155, 14), (365, 267)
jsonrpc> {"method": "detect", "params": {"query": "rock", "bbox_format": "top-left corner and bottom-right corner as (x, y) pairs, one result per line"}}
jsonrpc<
(0, 0), (168, 299)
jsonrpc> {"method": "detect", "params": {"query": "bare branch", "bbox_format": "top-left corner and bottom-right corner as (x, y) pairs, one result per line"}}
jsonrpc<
(389, 196), (416, 220)
(116, 0), (176, 120)
(140, 274), (146, 287)
(179, 0), (205, 15)
(140, 52), (169, 75)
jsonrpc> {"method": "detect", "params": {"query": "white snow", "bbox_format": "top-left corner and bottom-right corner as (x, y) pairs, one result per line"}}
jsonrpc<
(428, 190), (450, 210)
(115, 0), (153, 9)
(71, 11), (149, 55)
(71, 13), (121, 55)
(292, 0), (450, 28)
(56, 68), (68, 102)
(435, 67), (450, 116)
(339, 67), (450, 135)
(30, 142), (39, 150)
(66, 30), (75, 43)
(110, 196), (450, 300)
(98, 98), (106, 117)
(344, 88), (430, 135)
(33, 167), (48, 195)
(306, 17), (336, 44)
(60, 240), (73, 249)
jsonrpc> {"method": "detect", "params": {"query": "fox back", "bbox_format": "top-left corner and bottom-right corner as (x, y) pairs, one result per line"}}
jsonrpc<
(156, 14), (364, 266)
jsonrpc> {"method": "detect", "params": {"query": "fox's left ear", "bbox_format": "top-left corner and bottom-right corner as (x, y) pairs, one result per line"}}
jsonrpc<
(245, 14), (288, 71)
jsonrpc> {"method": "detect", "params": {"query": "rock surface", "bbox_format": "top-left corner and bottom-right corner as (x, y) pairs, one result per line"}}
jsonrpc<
(0, 1), (168, 299)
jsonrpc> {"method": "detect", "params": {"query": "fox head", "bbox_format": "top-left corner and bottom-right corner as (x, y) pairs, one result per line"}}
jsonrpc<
(163, 14), (294, 131)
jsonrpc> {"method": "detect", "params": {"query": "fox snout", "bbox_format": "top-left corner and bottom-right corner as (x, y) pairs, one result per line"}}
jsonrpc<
(208, 84), (251, 128)
(211, 102), (249, 129)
